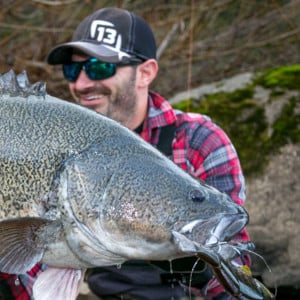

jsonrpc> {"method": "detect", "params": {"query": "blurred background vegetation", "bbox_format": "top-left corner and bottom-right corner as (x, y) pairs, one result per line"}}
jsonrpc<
(1, 0), (299, 100)
(1, 0), (300, 176)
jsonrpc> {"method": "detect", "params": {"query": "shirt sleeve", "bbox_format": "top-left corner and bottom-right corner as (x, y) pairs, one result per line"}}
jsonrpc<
(187, 117), (245, 203)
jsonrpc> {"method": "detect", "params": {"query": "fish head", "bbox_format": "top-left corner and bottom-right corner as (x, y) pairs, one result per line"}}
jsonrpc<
(53, 139), (248, 264)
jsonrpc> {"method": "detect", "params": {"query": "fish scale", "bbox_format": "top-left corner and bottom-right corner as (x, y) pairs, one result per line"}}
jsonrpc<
(0, 70), (273, 300)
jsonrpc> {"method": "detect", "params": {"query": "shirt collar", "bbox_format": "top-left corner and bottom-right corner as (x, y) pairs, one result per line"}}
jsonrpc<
(146, 91), (177, 130)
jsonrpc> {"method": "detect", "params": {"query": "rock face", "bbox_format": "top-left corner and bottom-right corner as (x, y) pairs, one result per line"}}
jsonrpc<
(245, 143), (300, 288)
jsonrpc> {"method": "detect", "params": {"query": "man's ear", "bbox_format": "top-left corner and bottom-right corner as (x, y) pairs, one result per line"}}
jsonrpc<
(136, 59), (159, 88)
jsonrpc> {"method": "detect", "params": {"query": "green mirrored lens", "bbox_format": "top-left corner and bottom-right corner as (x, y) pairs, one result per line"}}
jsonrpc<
(86, 58), (116, 80)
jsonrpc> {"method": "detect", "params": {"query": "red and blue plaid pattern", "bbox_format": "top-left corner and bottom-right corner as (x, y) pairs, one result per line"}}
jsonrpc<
(0, 264), (43, 300)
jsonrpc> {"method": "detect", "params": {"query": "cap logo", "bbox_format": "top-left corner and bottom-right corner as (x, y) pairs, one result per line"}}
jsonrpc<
(90, 20), (122, 49)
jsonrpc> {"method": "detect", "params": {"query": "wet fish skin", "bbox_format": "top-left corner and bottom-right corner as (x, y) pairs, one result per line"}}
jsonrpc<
(0, 71), (248, 299)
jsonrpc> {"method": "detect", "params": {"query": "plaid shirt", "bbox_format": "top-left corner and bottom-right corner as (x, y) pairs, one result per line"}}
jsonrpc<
(0, 91), (249, 299)
(0, 264), (43, 300)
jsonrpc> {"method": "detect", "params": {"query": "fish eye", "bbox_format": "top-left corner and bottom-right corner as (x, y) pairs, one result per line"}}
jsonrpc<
(189, 189), (206, 202)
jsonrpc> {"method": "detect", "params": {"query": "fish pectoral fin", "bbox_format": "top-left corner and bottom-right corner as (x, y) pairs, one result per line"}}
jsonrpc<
(33, 267), (84, 300)
(0, 217), (52, 273)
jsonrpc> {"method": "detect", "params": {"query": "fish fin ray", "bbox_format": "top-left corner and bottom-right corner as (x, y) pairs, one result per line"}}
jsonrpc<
(33, 267), (84, 300)
(0, 217), (50, 273)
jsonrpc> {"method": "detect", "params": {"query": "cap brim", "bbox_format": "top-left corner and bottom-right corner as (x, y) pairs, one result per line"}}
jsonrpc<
(47, 41), (131, 64)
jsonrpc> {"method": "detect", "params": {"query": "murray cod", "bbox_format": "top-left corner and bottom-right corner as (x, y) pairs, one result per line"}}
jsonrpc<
(0, 71), (273, 300)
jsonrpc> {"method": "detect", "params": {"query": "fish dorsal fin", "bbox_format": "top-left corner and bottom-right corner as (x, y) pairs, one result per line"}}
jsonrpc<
(33, 267), (84, 300)
(0, 217), (56, 273)
(0, 69), (46, 97)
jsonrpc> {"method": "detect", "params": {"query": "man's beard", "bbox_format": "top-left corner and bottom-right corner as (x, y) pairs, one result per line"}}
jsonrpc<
(105, 68), (138, 126)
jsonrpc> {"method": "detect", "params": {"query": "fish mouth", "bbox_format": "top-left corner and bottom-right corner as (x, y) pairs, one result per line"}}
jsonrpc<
(180, 210), (248, 246)
(205, 212), (248, 245)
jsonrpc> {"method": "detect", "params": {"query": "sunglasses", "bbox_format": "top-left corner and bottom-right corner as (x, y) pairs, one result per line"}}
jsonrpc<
(63, 57), (142, 82)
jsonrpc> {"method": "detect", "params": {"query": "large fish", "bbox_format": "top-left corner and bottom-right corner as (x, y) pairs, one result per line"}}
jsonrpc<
(0, 71), (273, 299)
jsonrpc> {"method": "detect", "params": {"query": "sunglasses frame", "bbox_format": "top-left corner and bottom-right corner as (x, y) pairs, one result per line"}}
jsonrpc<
(63, 57), (143, 82)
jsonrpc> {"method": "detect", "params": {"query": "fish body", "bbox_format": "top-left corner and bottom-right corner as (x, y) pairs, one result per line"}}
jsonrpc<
(0, 71), (270, 299)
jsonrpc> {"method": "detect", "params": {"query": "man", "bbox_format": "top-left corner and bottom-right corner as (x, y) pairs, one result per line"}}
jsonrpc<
(0, 7), (250, 300)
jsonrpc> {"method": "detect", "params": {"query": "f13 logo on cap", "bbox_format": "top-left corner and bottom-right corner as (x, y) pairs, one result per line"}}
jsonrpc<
(90, 20), (122, 50)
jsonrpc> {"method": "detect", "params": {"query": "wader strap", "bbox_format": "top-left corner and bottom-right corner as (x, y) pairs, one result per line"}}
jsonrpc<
(156, 123), (176, 156)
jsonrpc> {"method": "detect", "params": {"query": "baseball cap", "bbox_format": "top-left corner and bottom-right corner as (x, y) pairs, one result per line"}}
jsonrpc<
(47, 7), (157, 65)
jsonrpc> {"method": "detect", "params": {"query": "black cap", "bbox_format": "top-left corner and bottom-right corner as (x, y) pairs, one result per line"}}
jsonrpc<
(47, 7), (157, 64)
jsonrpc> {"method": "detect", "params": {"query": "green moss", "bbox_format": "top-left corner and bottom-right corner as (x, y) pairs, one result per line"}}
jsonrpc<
(172, 65), (300, 176)
(255, 65), (300, 90)
(173, 99), (192, 112)
(269, 96), (300, 147)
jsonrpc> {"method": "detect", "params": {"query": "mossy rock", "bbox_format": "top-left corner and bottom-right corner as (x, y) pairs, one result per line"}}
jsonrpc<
(269, 96), (300, 147)
(172, 64), (300, 176)
(255, 64), (300, 90)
